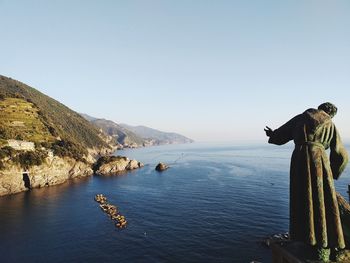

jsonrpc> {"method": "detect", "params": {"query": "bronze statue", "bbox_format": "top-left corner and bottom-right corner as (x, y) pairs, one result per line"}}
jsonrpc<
(265, 102), (348, 260)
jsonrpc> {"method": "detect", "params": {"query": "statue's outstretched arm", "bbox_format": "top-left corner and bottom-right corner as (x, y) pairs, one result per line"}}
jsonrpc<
(330, 126), (348, 180)
(264, 126), (273, 137)
(267, 114), (301, 145)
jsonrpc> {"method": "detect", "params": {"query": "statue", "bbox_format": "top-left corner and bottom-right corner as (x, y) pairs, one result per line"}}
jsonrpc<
(265, 102), (348, 261)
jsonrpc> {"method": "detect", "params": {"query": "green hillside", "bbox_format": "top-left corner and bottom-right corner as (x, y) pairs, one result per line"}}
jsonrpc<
(0, 97), (55, 143)
(0, 75), (110, 161)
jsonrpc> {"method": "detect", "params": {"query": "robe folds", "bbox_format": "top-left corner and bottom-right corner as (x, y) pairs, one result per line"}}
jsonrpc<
(269, 108), (348, 249)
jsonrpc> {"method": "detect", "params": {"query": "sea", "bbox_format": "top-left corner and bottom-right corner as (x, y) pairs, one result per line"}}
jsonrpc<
(0, 142), (349, 263)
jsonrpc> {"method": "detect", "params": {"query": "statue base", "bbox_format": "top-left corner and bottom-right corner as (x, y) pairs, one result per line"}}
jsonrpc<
(271, 241), (350, 262)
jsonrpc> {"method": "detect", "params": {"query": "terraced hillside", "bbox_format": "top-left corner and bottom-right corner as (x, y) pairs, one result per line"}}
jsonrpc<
(0, 75), (113, 162)
(0, 98), (55, 144)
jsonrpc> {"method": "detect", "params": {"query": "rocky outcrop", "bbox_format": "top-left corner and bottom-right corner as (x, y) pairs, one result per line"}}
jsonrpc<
(0, 155), (93, 196)
(155, 162), (169, 172)
(94, 156), (144, 176)
(0, 148), (143, 196)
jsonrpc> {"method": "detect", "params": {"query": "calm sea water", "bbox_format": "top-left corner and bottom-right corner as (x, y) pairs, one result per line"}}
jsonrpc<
(1, 143), (349, 263)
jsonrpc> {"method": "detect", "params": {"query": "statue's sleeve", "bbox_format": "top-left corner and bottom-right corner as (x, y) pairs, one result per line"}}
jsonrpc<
(268, 115), (300, 145)
(330, 126), (348, 180)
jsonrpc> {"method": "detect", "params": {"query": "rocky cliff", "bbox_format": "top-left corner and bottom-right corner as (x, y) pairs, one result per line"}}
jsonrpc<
(0, 155), (93, 196)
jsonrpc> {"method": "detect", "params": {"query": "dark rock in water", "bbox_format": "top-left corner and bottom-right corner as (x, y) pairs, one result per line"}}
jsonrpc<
(155, 162), (169, 172)
(261, 232), (289, 247)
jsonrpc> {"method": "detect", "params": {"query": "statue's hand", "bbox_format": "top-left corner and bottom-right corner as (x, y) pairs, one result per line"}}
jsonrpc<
(264, 126), (273, 137)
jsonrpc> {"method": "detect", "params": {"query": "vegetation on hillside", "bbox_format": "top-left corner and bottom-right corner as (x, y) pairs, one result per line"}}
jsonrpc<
(0, 98), (55, 142)
(0, 146), (47, 170)
(0, 146), (15, 169)
(0, 75), (109, 147)
(0, 75), (112, 165)
(12, 150), (48, 169)
(51, 140), (87, 162)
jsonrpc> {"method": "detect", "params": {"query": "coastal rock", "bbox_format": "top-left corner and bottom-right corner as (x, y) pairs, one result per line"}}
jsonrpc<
(261, 232), (289, 247)
(0, 165), (24, 196)
(0, 156), (93, 196)
(126, 159), (140, 170)
(94, 156), (144, 175)
(155, 162), (169, 172)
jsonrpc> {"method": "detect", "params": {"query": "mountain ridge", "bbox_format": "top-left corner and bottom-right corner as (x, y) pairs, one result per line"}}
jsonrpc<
(120, 123), (194, 145)
(81, 114), (194, 147)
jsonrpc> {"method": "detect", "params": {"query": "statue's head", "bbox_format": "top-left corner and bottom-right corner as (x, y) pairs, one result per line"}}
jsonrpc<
(318, 102), (337, 118)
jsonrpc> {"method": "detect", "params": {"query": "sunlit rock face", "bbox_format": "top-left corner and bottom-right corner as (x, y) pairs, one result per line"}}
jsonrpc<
(94, 156), (144, 176)
(0, 156), (93, 196)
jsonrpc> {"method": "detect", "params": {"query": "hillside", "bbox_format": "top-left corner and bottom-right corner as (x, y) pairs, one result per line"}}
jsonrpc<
(0, 75), (114, 163)
(89, 117), (145, 147)
(121, 124), (194, 145)
(81, 114), (194, 147)
(0, 97), (55, 145)
(80, 113), (97, 122)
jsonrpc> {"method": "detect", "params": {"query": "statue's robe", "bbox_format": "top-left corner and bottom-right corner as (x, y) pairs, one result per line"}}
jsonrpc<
(269, 108), (348, 249)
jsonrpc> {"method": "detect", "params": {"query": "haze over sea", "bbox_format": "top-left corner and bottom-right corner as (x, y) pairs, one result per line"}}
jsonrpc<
(0, 143), (349, 263)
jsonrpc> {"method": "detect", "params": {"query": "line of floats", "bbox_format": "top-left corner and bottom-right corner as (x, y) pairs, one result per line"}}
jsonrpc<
(94, 194), (127, 229)
(94, 163), (170, 229)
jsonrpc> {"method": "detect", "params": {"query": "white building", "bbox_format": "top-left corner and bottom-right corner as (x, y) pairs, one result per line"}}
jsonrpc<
(7, 140), (35, 151)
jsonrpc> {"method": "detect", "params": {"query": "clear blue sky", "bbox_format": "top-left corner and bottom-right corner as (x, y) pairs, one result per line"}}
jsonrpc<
(1, 0), (350, 142)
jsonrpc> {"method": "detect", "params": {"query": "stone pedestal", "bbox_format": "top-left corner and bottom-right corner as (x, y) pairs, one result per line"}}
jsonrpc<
(271, 241), (350, 263)
(271, 242), (308, 263)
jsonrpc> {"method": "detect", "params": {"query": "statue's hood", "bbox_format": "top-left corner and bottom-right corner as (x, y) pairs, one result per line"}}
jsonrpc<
(303, 108), (331, 132)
